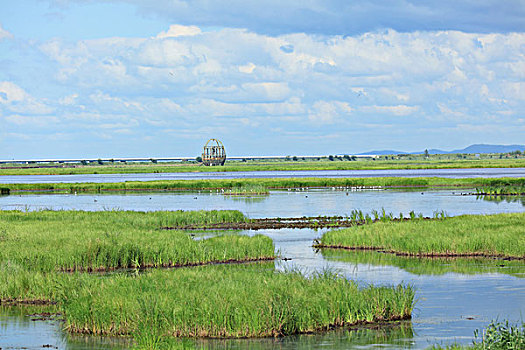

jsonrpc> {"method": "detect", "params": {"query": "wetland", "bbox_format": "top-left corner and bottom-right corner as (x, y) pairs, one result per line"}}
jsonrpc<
(1, 178), (524, 349)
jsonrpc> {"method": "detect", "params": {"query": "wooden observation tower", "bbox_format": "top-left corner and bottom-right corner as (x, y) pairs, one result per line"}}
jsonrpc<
(202, 139), (226, 166)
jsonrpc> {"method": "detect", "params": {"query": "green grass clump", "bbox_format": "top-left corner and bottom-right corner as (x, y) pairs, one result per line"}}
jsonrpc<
(0, 263), (415, 341)
(60, 265), (414, 339)
(430, 320), (525, 349)
(318, 213), (525, 258)
(0, 210), (273, 272)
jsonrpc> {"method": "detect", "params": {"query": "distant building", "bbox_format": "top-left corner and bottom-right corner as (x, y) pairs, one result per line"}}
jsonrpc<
(202, 139), (226, 166)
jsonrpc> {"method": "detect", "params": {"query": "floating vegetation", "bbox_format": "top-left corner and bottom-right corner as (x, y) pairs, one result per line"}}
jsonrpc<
(316, 213), (525, 259)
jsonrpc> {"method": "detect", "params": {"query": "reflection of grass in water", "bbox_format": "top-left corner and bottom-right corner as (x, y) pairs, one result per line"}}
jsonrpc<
(430, 320), (525, 349)
(227, 194), (269, 204)
(186, 321), (414, 349)
(319, 213), (525, 258)
(223, 184), (270, 196)
(321, 249), (525, 277)
(476, 185), (525, 195)
(478, 194), (525, 206)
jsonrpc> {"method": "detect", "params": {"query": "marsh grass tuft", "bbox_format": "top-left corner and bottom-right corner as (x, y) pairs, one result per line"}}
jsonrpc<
(61, 265), (415, 339)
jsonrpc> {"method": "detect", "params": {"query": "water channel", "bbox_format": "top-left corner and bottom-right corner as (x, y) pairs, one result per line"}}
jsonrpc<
(1, 167), (525, 184)
(1, 188), (524, 349)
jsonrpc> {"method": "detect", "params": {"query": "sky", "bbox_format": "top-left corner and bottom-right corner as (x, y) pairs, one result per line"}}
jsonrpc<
(0, 1), (524, 158)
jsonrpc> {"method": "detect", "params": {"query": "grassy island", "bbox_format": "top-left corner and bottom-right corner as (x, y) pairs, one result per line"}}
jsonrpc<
(316, 213), (525, 259)
(3, 177), (525, 194)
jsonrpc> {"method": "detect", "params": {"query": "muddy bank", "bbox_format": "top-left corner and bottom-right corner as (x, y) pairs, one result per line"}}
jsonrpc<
(162, 216), (433, 231)
(0, 298), (57, 306)
(313, 244), (525, 260)
(60, 256), (276, 273)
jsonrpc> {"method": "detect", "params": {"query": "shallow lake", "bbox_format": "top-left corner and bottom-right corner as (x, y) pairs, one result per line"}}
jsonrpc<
(1, 167), (525, 183)
(1, 189), (524, 218)
(1, 189), (524, 349)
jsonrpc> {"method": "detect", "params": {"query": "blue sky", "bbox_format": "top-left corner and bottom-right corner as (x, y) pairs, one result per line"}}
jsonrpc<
(0, 1), (524, 158)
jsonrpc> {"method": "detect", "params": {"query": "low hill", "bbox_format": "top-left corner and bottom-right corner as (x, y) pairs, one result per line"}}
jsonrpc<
(357, 144), (525, 156)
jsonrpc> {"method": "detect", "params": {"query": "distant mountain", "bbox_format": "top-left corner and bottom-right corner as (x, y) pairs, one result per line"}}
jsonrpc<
(450, 144), (525, 154)
(357, 144), (525, 155)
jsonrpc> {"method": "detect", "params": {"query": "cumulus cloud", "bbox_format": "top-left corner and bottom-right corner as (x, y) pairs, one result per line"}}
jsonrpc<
(0, 81), (54, 115)
(3, 23), (525, 156)
(156, 24), (201, 38)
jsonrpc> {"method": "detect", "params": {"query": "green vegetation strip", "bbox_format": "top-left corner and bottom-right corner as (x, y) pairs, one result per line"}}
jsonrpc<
(4, 177), (525, 193)
(0, 210), (273, 272)
(1, 157), (525, 175)
(316, 213), (525, 259)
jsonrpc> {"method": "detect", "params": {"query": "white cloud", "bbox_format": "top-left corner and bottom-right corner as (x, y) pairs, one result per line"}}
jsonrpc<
(239, 62), (256, 74)
(3, 26), (524, 156)
(59, 93), (79, 106)
(0, 82), (54, 115)
(5, 115), (59, 127)
(308, 100), (353, 124)
(156, 24), (201, 39)
(361, 105), (419, 116)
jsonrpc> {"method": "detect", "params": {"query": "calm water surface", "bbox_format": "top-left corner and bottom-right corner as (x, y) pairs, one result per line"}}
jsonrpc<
(1, 167), (525, 183)
(1, 189), (524, 349)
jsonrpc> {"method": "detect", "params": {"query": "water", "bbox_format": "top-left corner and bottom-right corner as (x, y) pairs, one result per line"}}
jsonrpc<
(1, 167), (525, 184)
(1, 189), (524, 218)
(0, 307), (129, 350)
(1, 189), (524, 349)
